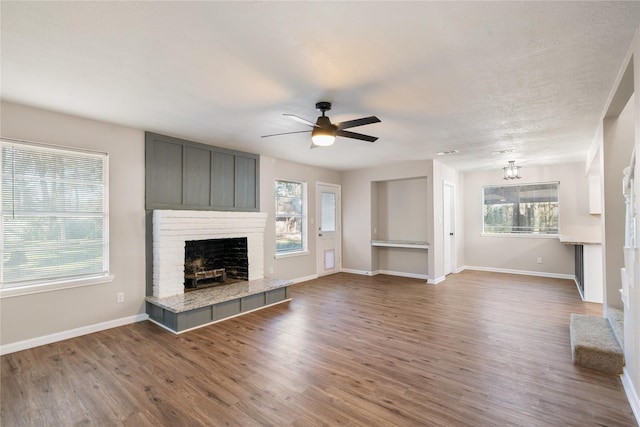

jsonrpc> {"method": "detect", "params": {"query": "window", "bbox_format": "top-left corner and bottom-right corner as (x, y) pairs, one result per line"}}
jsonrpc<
(320, 191), (336, 232)
(1, 139), (109, 292)
(275, 179), (306, 255)
(483, 182), (559, 235)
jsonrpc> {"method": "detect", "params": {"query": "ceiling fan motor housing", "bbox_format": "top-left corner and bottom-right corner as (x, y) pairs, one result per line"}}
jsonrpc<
(315, 115), (336, 131)
(316, 101), (332, 114)
(312, 116), (337, 145)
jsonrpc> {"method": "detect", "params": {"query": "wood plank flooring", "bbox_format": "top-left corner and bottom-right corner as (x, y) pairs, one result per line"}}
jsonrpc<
(1, 271), (636, 426)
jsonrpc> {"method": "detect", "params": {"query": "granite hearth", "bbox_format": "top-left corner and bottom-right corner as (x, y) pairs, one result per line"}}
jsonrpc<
(146, 278), (292, 333)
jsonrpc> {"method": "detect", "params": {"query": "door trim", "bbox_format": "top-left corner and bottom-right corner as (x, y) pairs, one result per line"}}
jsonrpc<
(316, 182), (342, 277)
(443, 181), (456, 275)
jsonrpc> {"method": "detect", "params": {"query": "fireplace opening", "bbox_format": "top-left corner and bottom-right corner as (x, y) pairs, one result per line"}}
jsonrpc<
(184, 237), (248, 291)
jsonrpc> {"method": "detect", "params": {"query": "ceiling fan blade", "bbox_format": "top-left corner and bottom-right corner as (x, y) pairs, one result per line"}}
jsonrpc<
(283, 114), (317, 127)
(336, 116), (381, 130)
(261, 130), (312, 138)
(336, 129), (378, 142)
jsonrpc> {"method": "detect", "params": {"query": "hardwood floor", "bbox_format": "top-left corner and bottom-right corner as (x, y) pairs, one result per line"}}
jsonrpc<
(1, 271), (636, 426)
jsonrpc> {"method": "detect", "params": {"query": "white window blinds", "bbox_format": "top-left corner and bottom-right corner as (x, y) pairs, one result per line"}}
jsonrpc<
(1, 140), (108, 288)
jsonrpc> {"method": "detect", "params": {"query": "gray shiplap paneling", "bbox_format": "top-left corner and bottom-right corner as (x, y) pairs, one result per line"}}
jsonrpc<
(235, 156), (257, 209)
(145, 132), (259, 211)
(146, 138), (183, 206)
(211, 151), (235, 208)
(183, 146), (212, 207)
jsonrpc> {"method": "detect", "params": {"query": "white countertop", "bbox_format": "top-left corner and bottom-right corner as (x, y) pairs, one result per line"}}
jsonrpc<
(558, 234), (602, 245)
(371, 239), (429, 249)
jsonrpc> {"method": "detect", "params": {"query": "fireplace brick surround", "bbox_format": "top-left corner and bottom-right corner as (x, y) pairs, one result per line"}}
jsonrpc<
(147, 209), (292, 333)
(152, 210), (267, 298)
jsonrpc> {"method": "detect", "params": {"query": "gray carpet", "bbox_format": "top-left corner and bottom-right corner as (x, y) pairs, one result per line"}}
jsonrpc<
(607, 306), (625, 349)
(569, 313), (624, 375)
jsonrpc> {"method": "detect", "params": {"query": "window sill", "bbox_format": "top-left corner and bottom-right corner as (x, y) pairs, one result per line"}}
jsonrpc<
(0, 274), (114, 299)
(481, 233), (559, 239)
(275, 250), (310, 259)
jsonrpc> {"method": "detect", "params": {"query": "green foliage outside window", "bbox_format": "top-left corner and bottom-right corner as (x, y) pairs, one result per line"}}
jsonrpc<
(275, 180), (305, 253)
(483, 183), (559, 234)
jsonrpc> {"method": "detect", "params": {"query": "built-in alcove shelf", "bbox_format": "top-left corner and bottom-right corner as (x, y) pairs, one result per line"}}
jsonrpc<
(371, 239), (429, 249)
(146, 278), (292, 333)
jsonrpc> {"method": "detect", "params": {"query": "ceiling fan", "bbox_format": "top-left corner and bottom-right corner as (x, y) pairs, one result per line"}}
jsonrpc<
(261, 102), (381, 148)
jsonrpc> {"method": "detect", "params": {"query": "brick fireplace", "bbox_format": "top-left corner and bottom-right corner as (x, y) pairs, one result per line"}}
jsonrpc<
(152, 210), (268, 298)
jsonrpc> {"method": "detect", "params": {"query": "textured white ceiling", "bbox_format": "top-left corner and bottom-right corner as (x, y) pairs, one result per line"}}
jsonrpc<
(2, 1), (639, 171)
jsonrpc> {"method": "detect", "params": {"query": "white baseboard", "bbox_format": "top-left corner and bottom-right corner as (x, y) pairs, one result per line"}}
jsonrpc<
(343, 266), (572, 284)
(341, 268), (430, 281)
(378, 270), (428, 281)
(290, 274), (318, 284)
(574, 277), (585, 300)
(461, 265), (574, 280)
(341, 268), (377, 276)
(622, 368), (640, 426)
(0, 313), (149, 356)
(427, 275), (446, 284)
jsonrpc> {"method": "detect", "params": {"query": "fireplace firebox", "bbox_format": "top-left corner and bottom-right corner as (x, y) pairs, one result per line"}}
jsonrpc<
(184, 237), (248, 291)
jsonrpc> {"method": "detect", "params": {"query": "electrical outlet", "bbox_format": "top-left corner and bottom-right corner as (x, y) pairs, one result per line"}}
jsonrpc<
(537, 257), (543, 264)
(117, 292), (125, 303)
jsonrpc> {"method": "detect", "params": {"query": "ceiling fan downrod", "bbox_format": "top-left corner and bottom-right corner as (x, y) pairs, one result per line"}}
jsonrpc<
(316, 101), (332, 116)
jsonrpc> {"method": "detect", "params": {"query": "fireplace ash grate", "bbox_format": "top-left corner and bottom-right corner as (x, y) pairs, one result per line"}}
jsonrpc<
(185, 268), (227, 289)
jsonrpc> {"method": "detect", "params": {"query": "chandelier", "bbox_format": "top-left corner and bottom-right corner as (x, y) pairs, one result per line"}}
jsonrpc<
(503, 160), (521, 180)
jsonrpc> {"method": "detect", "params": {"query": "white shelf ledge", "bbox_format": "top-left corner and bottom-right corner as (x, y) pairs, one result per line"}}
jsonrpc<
(558, 235), (602, 245)
(371, 239), (429, 249)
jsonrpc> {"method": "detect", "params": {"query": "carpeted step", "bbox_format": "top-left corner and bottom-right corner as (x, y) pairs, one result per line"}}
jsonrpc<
(606, 306), (624, 349)
(569, 313), (624, 375)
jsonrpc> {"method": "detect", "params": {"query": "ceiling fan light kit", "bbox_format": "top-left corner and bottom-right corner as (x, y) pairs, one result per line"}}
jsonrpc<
(311, 130), (336, 147)
(262, 101), (380, 148)
(311, 108), (337, 146)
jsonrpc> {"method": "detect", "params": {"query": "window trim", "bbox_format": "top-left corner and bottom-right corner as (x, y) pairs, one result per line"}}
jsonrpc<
(275, 250), (310, 259)
(482, 181), (560, 236)
(0, 274), (114, 298)
(0, 138), (110, 297)
(275, 178), (308, 256)
(480, 232), (560, 239)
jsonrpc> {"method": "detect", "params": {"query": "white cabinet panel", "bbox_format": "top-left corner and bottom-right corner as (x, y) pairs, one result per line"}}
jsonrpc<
(588, 174), (602, 214)
(584, 244), (603, 303)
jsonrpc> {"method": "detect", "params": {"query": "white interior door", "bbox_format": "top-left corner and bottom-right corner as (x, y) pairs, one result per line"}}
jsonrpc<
(443, 183), (455, 275)
(316, 183), (341, 277)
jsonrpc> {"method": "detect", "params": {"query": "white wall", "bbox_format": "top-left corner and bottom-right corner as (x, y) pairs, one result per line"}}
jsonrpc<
(375, 177), (429, 277)
(375, 177), (429, 241)
(433, 161), (465, 280)
(603, 94), (636, 308)
(341, 159), (463, 283)
(259, 155), (341, 282)
(342, 160), (436, 280)
(626, 26), (640, 422)
(463, 162), (598, 277)
(0, 101), (147, 349)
